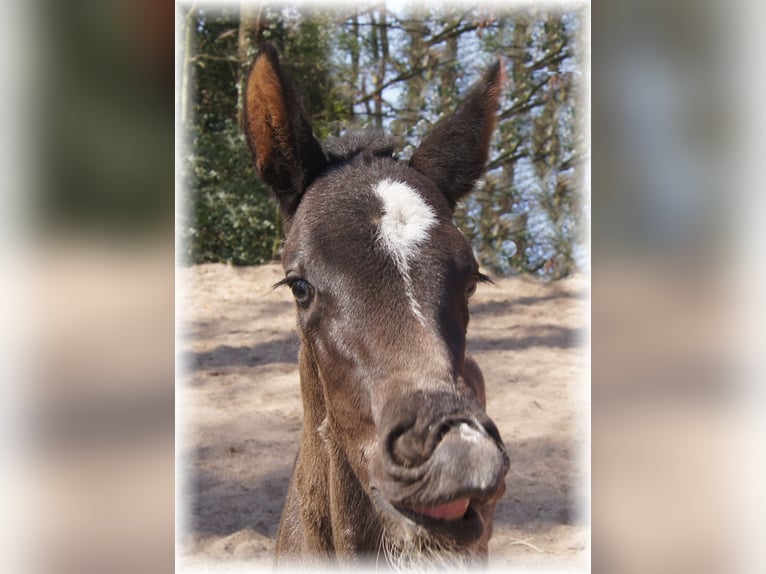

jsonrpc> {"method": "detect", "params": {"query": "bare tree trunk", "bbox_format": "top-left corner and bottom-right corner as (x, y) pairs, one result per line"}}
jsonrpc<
(237, 2), (263, 130)
(378, 4), (389, 127)
(180, 3), (197, 126)
(403, 22), (424, 133)
(369, 9), (383, 128)
(349, 10), (360, 118)
(440, 13), (459, 109)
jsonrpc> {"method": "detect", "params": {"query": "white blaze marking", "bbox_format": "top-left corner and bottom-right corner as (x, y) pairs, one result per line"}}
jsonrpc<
(373, 179), (436, 324)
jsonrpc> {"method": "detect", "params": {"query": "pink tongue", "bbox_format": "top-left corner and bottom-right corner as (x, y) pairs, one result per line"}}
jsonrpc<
(413, 498), (470, 521)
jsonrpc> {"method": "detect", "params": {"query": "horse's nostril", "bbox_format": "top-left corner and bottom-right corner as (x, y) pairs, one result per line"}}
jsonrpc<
(388, 420), (453, 468)
(379, 393), (501, 472)
(432, 419), (457, 446)
(428, 418), (488, 450)
(389, 417), (489, 469)
(390, 432), (422, 468)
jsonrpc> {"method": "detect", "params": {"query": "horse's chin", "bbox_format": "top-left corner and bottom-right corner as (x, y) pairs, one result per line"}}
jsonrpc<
(369, 487), (486, 570)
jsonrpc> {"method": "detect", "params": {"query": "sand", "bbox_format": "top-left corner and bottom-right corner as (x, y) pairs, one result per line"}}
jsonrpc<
(178, 262), (588, 570)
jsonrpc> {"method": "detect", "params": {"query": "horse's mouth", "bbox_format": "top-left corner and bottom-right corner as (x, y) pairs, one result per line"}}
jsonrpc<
(412, 498), (471, 521)
(398, 499), (485, 542)
(370, 488), (486, 546)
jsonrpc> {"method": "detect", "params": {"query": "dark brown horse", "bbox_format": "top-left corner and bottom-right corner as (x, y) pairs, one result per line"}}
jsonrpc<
(244, 42), (509, 569)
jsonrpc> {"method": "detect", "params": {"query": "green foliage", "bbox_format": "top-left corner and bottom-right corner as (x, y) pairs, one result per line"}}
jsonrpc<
(179, 8), (278, 265)
(182, 121), (278, 265)
(181, 7), (353, 266)
(279, 10), (352, 137)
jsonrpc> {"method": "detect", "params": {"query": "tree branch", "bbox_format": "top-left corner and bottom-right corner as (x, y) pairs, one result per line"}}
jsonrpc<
(499, 78), (549, 121)
(191, 54), (240, 63)
(353, 57), (460, 106)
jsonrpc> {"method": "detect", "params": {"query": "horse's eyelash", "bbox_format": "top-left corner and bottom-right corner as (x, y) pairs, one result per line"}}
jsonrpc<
(476, 272), (494, 286)
(272, 277), (299, 291)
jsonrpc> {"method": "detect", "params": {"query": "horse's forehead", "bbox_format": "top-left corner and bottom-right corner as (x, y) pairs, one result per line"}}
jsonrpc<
(286, 161), (469, 280)
(292, 164), (450, 254)
(285, 163), (473, 328)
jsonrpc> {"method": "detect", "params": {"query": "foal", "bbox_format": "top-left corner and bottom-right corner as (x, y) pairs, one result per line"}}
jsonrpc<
(244, 42), (509, 568)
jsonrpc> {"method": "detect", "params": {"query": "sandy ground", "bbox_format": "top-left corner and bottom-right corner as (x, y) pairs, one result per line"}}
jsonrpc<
(178, 262), (589, 570)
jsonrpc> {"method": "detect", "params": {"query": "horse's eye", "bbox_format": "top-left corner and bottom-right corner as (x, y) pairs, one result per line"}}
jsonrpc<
(466, 277), (478, 299)
(290, 279), (314, 308)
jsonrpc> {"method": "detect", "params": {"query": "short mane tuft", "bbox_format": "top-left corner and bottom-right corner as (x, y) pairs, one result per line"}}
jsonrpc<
(323, 129), (398, 164)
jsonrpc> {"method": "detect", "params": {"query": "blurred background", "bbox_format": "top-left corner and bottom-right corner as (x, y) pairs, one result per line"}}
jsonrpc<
(594, 0), (766, 572)
(0, 0), (764, 572)
(2, 0), (174, 573)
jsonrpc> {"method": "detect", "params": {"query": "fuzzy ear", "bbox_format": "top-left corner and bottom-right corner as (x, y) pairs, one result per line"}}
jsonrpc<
(244, 42), (327, 221)
(409, 60), (505, 209)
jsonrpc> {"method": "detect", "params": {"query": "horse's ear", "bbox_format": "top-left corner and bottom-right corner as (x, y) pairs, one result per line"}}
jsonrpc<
(244, 42), (327, 222)
(409, 60), (505, 210)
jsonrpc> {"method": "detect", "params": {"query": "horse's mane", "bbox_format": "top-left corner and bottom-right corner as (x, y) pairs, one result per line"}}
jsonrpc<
(323, 129), (399, 165)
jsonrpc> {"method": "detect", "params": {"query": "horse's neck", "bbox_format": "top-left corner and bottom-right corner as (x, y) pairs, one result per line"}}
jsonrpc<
(295, 348), (382, 557)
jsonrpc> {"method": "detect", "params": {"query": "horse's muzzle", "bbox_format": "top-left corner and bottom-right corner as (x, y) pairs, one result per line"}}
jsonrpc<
(370, 392), (509, 545)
